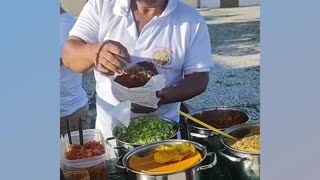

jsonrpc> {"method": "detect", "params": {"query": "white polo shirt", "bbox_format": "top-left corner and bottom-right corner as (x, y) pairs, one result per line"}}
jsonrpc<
(69, 0), (213, 138)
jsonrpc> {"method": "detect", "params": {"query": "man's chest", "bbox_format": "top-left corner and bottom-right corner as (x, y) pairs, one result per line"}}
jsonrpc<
(97, 15), (187, 77)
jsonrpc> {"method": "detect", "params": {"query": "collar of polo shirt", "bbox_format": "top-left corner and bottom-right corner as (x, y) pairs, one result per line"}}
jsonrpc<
(113, 0), (178, 17)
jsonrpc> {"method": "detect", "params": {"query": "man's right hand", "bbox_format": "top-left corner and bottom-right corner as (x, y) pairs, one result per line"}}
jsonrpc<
(94, 40), (131, 76)
(63, 37), (131, 75)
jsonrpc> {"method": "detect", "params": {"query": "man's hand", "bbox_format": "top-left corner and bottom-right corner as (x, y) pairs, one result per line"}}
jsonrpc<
(131, 103), (157, 114)
(156, 72), (209, 105)
(131, 72), (209, 114)
(94, 40), (131, 76)
(63, 37), (131, 75)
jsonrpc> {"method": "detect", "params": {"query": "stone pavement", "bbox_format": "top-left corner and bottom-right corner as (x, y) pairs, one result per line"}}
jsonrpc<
(82, 6), (261, 126)
(186, 6), (260, 120)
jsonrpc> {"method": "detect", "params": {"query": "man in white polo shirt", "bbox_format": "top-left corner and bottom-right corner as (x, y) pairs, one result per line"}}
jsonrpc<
(63, 0), (214, 139)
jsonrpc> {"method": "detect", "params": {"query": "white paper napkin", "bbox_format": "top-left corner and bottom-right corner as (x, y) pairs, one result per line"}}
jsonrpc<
(110, 74), (166, 127)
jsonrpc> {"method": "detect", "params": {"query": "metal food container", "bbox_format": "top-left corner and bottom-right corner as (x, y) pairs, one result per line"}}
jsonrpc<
(219, 122), (260, 180)
(117, 139), (217, 180)
(183, 107), (252, 179)
(186, 107), (251, 138)
(106, 116), (180, 157)
(184, 107), (251, 155)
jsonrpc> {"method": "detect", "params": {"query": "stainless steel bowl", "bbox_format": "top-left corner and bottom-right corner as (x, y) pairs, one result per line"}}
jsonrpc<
(118, 139), (217, 180)
(184, 107), (251, 161)
(106, 116), (180, 156)
(186, 107), (251, 138)
(219, 122), (260, 180)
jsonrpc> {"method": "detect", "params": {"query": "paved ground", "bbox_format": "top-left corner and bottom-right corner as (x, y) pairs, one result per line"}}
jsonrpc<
(187, 6), (260, 120)
(82, 6), (261, 125)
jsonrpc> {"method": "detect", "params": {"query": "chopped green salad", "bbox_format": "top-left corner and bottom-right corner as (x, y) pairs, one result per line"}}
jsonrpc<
(116, 117), (176, 145)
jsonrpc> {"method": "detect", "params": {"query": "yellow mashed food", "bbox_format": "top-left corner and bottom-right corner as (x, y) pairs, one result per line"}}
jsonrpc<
(128, 143), (202, 174)
(154, 143), (196, 163)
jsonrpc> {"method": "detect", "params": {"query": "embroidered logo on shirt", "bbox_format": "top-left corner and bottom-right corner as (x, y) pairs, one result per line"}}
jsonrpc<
(152, 47), (172, 67)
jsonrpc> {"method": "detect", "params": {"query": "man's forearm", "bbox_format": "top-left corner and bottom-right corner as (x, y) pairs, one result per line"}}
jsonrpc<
(157, 72), (209, 105)
(63, 37), (99, 73)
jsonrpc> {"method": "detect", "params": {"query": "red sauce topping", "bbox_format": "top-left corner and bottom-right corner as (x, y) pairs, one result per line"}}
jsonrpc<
(188, 110), (248, 129)
(65, 141), (105, 160)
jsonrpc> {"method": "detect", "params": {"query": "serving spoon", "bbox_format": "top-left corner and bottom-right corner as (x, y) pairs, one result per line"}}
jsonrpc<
(178, 111), (238, 140)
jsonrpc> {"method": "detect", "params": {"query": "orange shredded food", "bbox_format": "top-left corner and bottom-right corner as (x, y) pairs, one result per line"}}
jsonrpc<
(65, 141), (105, 160)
